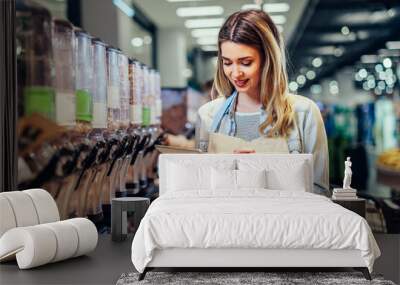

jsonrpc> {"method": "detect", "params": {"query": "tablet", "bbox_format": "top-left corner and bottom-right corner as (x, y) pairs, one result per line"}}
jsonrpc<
(155, 145), (203, 154)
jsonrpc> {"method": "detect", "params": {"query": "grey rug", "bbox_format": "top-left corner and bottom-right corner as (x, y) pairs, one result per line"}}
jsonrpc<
(116, 271), (396, 285)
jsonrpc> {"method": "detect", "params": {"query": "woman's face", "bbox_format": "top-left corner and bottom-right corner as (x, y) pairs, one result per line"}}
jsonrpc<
(220, 41), (262, 97)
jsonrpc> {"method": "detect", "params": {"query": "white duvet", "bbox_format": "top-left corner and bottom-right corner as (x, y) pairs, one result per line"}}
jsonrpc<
(131, 190), (380, 273)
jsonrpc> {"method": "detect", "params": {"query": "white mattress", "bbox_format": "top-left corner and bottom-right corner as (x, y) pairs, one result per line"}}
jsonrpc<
(131, 190), (380, 273)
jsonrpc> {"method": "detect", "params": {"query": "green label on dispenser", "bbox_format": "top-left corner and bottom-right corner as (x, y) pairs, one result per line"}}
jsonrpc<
(24, 86), (56, 120)
(142, 107), (151, 126)
(76, 89), (92, 122)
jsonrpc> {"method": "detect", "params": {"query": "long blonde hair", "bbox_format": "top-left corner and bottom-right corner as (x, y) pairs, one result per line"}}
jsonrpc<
(213, 10), (294, 137)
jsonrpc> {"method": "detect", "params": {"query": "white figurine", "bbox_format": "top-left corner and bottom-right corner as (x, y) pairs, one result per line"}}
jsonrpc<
(343, 157), (353, 189)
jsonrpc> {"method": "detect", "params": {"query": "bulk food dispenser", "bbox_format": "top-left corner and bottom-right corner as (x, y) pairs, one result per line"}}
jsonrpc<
(91, 38), (108, 129)
(129, 60), (143, 126)
(107, 47), (121, 130)
(75, 30), (93, 130)
(118, 53), (130, 129)
(52, 19), (76, 127)
(16, 0), (55, 120)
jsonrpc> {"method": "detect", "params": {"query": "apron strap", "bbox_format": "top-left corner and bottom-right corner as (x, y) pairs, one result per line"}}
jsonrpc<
(210, 91), (237, 133)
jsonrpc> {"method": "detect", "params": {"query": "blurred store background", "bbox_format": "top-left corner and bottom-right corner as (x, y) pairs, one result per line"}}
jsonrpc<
(1, 0), (399, 237)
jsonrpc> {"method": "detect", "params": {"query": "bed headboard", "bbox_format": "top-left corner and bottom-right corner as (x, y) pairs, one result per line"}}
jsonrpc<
(158, 154), (313, 195)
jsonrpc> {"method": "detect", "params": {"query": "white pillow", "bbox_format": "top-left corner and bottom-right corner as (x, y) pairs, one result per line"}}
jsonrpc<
(166, 159), (236, 192)
(211, 168), (236, 190)
(265, 162), (307, 191)
(238, 159), (309, 192)
(236, 169), (267, 189)
(168, 162), (211, 191)
(211, 169), (267, 190)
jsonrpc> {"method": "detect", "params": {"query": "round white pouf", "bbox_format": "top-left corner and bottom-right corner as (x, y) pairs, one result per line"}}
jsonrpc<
(66, 218), (98, 257)
(42, 221), (79, 262)
(0, 226), (57, 269)
(24, 189), (60, 223)
(0, 196), (17, 237)
(0, 191), (39, 227)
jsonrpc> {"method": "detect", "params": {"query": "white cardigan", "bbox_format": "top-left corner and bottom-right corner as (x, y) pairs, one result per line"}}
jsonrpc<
(195, 94), (330, 196)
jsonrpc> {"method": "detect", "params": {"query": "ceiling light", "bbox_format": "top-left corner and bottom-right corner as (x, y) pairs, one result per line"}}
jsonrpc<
(334, 47), (344, 57)
(360, 55), (378, 63)
(241, 4), (261, 10)
(185, 18), (224, 28)
(367, 79), (375, 89)
(113, 0), (134, 17)
(386, 86), (394, 94)
(312, 57), (323, 68)
(177, 6), (223, 17)
(358, 68), (368, 79)
(377, 81), (386, 90)
(270, 15), (286, 25)
(309, 46), (336, 56)
(197, 36), (218, 45)
(378, 71), (386, 80)
(201, 45), (218, 52)
(386, 76), (395, 86)
(354, 73), (362, 81)
(263, 3), (290, 13)
(329, 80), (339, 95)
(191, 28), (220, 38)
(288, 81), (298, 92)
(375, 64), (384, 73)
(306, 70), (316, 80)
(378, 49), (399, 56)
(311, 84), (322, 94)
(167, 0), (211, 2)
(386, 41), (400, 50)
(383, 58), (392, 68)
(296, 75), (306, 85)
(375, 87), (383, 95)
(341, 26), (350, 35)
(385, 69), (394, 76)
(329, 80), (338, 87)
(387, 8), (396, 17)
(357, 31), (369, 40)
(131, 37), (143, 47)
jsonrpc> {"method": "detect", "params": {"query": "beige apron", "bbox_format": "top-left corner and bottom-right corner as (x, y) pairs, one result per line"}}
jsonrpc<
(207, 133), (289, 154)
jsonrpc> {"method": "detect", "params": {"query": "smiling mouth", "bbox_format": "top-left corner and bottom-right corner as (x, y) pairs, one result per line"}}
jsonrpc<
(234, 79), (249, 88)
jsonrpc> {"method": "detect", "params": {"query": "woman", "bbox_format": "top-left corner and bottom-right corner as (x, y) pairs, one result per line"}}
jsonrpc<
(195, 10), (329, 196)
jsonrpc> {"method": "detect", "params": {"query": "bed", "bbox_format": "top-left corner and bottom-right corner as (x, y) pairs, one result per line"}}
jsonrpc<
(131, 154), (380, 280)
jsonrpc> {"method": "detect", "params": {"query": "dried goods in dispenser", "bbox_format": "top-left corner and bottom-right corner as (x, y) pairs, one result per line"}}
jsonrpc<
(142, 65), (151, 126)
(16, 0), (55, 120)
(75, 30), (93, 127)
(149, 69), (157, 125)
(52, 19), (76, 127)
(107, 47), (121, 129)
(92, 38), (108, 129)
(155, 71), (162, 124)
(118, 53), (130, 128)
(129, 59), (143, 126)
